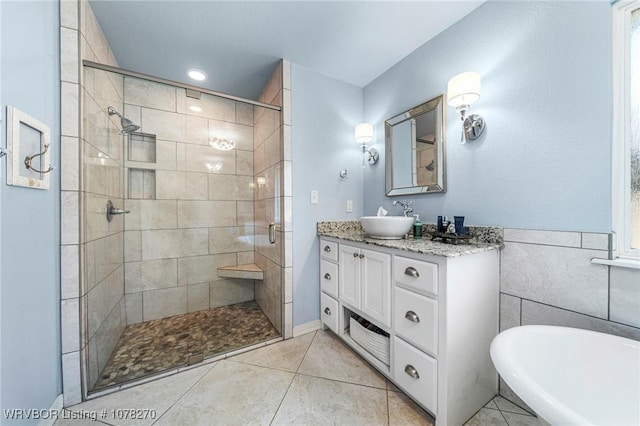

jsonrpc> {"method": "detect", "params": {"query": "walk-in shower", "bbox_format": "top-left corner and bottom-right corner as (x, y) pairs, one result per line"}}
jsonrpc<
(81, 62), (286, 393)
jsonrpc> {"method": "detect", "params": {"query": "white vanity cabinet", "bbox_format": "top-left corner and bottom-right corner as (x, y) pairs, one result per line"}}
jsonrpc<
(319, 237), (500, 426)
(339, 244), (391, 327)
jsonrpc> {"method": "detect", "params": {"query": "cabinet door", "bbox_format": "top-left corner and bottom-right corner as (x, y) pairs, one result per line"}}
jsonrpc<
(339, 244), (361, 309)
(360, 248), (391, 327)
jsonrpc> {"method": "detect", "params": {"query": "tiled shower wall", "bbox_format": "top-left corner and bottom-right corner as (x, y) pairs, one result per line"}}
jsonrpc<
(498, 228), (640, 409)
(253, 61), (293, 337)
(60, 0), (122, 404)
(122, 76), (257, 324)
(83, 67), (127, 391)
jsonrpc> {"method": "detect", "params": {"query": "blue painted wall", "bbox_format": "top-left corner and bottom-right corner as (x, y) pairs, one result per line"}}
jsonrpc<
(291, 65), (363, 327)
(363, 1), (612, 232)
(0, 1), (62, 421)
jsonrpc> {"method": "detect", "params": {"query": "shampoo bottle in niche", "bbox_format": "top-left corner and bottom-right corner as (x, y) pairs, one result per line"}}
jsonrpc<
(413, 214), (423, 240)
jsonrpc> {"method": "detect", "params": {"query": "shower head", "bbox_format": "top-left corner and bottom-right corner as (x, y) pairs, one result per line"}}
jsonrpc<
(107, 106), (140, 134)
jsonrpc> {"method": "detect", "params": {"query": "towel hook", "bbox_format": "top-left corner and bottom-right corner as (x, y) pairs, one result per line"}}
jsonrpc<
(24, 144), (54, 174)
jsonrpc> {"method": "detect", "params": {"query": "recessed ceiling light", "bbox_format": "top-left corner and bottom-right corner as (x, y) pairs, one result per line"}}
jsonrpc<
(187, 68), (207, 81)
(189, 105), (202, 113)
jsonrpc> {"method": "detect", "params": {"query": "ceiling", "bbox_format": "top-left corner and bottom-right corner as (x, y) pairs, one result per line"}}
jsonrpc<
(89, 1), (484, 101)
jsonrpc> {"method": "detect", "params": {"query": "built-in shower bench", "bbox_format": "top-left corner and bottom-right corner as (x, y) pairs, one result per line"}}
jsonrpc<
(217, 264), (264, 280)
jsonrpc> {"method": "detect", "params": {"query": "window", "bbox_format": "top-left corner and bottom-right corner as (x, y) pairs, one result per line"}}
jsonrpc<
(613, 1), (640, 261)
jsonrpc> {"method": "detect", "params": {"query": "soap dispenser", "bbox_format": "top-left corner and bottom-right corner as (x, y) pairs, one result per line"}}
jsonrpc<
(413, 214), (423, 240)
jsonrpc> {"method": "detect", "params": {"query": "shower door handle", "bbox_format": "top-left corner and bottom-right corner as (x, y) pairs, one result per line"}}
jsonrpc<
(269, 223), (277, 244)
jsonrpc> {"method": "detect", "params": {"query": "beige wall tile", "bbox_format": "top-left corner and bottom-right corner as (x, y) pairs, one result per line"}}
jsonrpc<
(62, 136), (80, 191)
(177, 200), (236, 228)
(209, 279), (254, 308)
(200, 93), (235, 122)
(209, 120), (253, 151)
(62, 82), (80, 137)
(155, 140), (177, 170)
(125, 230), (142, 262)
(62, 244), (80, 300)
(187, 283), (210, 313)
(236, 149), (254, 176)
(62, 191), (80, 245)
(143, 286), (187, 321)
(124, 77), (176, 112)
(94, 232), (123, 285)
(61, 0), (79, 29)
(501, 242), (609, 318)
(62, 351), (82, 406)
(141, 108), (185, 142)
(282, 124), (292, 162)
(237, 201), (254, 227)
(61, 27), (79, 83)
(62, 298), (80, 354)
(87, 265), (124, 337)
(610, 267), (640, 328)
(185, 143), (236, 174)
(265, 131), (281, 170)
(581, 232), (610, 251)
(177, 253), (236, 286)
(522, 299), (640, 341)
(94, 298), (125, 373)
(185, 115), (209, 145)
(208, 174), (254, 201)
(209, 227), (255, 254)
(500, 294), (521, 332)
(237, 251), (255, 265)
(125, 200), (178, 230)
(125, 259), (178, 293)
(125, 292), (143, 325)
(236, 102), (254, 126)
(141, 228), (209, 260)
(503, 228), (581, 247)
(156, 171), (208, 200)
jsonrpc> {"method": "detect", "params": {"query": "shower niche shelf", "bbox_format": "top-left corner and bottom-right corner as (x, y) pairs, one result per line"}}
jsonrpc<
(127, 132), (156, 165)
(217, 264), (264, 280)
(128, 168), (156, 199)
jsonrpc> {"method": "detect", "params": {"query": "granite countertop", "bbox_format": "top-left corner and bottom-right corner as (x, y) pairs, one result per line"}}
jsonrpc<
(317, 221), (503, 258)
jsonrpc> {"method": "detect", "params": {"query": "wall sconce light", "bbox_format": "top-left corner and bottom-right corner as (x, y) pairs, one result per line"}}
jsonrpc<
(447, 71), (485, 143)
(256, 176), (266, 186)
(355, 123), (379, 167)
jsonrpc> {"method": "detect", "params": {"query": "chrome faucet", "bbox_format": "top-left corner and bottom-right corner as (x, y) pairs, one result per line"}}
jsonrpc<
(393, 200), (414, 217)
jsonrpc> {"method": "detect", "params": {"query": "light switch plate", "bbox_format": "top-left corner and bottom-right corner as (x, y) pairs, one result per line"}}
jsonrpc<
(346, 200), (353, 213)
(310, 190), (318, 204)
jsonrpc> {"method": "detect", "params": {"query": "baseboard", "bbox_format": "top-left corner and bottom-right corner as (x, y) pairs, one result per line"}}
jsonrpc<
(293, 320), (322, 337)
(38, 394), (63, 426)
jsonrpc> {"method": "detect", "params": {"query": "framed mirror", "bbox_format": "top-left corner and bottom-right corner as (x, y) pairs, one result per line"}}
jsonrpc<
(385, 95), (445, 196)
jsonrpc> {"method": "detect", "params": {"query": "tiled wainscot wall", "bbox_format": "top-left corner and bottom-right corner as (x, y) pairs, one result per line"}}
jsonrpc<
(498, 228), (640, 409)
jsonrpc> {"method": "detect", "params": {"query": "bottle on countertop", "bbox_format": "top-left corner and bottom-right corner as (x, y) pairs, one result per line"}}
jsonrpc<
(413, 214), (423, 240)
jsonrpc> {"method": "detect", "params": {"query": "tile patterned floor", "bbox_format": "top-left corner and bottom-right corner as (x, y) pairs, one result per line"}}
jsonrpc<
(61, 330), (538, 426)
(93, 301), (280, 390)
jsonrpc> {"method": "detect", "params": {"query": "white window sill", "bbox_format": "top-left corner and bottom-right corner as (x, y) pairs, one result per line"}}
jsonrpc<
(591, 257), (640, 270)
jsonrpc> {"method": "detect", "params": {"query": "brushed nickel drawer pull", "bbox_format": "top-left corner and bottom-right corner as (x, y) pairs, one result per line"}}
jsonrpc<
(324, 273), (331, 280)
(324, 307), (331, 316)
(405, 310), (420, 323)
(404, 364), (420, 380)
(404, 266), (420, 278)
(324, 245), (331, 252)
(353, 252), (359, 258)
(359, 253), (365, 259)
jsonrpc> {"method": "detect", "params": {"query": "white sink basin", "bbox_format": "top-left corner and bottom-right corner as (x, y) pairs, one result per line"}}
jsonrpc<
(490, 325), (640, 426)
(360, 216), (414, 239)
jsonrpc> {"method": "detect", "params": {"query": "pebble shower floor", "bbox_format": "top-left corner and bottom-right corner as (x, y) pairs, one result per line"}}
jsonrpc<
(93, 301), (279, 390)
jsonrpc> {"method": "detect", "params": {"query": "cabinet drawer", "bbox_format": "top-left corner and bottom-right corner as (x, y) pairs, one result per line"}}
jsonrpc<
(394, 287), (438, 356)
(320, 240), (338, 262)
(320, 260), (339, 297)
(393, 337), (437, 414)
(320, 292), (339, 334)
(393, 256), (438, 296)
